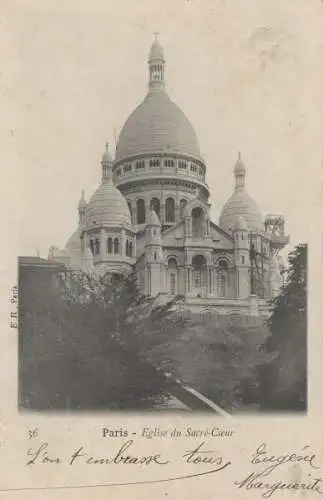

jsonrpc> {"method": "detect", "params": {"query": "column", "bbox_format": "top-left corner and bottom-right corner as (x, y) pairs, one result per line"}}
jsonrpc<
(133, 206), (137, 226)
(175, 204), (180, 223)
(120, 228), (126, 257)
(100, 228), (107, 260)
(160, 204), (165, 225)
(208, 267), (212, 295)
(186, 266), (191, 294)
(184, 217), (192, 237)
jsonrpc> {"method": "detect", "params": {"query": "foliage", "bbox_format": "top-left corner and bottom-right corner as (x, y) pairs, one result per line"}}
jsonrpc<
(19, 268), (189, 410)
(20, 249), (306, 413)
(260, 244), (307, 411)
(145, 313), (272, 410)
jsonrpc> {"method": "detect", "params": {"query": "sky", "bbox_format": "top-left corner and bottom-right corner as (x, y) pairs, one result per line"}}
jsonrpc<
(1, 0), (322, 263)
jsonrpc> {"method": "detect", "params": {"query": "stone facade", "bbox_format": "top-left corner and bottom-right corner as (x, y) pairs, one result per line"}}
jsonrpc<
(49, 37), (289, 316)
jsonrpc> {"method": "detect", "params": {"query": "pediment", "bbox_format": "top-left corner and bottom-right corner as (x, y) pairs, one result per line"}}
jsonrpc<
(209, 222), (234, 249)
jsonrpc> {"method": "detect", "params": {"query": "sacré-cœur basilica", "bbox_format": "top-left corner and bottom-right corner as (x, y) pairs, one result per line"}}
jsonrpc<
(49, 37), (289, 316)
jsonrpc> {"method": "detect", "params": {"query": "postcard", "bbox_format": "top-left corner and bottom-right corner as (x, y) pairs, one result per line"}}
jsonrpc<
(1, 0), (322, 498)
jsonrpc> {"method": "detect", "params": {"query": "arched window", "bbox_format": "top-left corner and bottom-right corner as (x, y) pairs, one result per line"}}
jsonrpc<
(170, 273), (176, 295)
(149, 159), (160, 168)
(150, 197), (160, 219)
(123, 164), (132, 173)
(114, 238), (119, 255)
(168, 258), (178, 295)
(129, 241), (133, 257)
(180, 199), (187, 218)
(192, 255), (207, 295)
(178, 160), (187, 169)
(89, 239), (94, 254)
(107, 237), (112, 254)
(136, 199), (145, 224)
(165, 197), (175, 223)
(125, 240), (129, 257)
(95, 238), (100, 255)
(217, 274), (226, 297)
(135, 160), (145, 169)
(192, 207), (206, 239)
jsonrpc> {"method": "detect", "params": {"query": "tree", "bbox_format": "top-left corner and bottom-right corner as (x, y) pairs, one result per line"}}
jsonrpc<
(147, 314), (272, 411)
(19, 267), (190, 410)
(260, 244), (307, 411)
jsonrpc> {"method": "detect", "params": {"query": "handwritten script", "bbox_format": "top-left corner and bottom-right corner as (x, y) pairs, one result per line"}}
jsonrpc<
(25, 440), (231, 475)
(19, 439), (323, 495)
(234, 442), (322, 498)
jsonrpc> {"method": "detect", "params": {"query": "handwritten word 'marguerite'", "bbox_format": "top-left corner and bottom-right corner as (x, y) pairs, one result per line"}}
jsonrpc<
(235, 470), (323, 498)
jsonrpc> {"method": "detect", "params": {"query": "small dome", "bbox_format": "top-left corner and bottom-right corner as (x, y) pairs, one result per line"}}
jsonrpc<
(65, 229), (82, 267)
(148, 37), (164, 62)
(219, 190), (263, 233)
(147, 209), (161, 226)
(86, 179), (131, 227)
(65, 228), (82, 252)
(116, 91), (201, 161)
(234, 215), (248, 231)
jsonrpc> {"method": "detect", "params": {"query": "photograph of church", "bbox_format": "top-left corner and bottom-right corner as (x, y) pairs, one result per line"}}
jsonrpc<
(49, 37), (289, 317)
(19, 35), (306, 414)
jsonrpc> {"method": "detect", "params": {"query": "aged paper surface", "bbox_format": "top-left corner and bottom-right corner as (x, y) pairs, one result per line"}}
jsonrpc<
(1, 0), (323, 498)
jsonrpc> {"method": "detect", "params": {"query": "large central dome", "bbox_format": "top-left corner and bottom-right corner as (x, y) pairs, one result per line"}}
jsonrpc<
(116, 92), (201, 162)
(115, 37), (201, 163)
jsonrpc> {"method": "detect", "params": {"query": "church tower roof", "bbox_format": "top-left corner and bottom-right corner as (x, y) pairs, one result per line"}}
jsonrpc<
(219, 153), (263, 233)
(86, 144), (131, 228)
(148, 33), (165, 63)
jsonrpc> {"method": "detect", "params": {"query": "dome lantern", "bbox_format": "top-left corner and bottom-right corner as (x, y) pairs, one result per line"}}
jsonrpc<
(148, 33), (165, 93)
(234, 151), (246, 190)
(78, 189), (87, 227)
(78, 189), (86, 208)
(101, 142), (113, 182)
